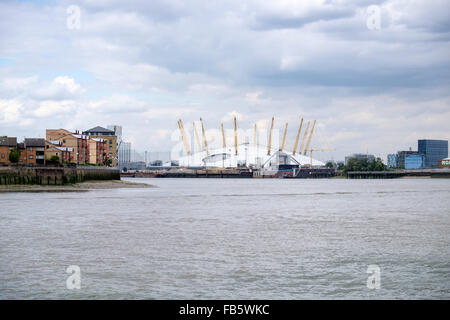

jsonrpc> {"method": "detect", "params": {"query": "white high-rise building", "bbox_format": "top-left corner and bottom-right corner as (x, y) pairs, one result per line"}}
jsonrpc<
(107, 125), (122, 140)
(118, 141), (131, 168)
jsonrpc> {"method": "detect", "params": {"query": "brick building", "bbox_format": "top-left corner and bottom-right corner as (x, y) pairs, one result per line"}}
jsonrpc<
(82, 126), (117, 166)
(46, 129), (89, 164)
(0, 137), (17, 165)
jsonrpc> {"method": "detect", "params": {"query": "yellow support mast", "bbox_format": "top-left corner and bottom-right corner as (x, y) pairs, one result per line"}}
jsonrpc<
(267, 117), (274, 155)
(234, 116), (238, 156)
(303, 120), (316, 155)
(200, 117), (209, 156)
(177, 119), (191, 156)
(280, 122), (288, 151)
(193, 122), (202, 152)
(292, 118), (303, 155)
(298, 121), (310, 155)
(221, 123), (226, 149)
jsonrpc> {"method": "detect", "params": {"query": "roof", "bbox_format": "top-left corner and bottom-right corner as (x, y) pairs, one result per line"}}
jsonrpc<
(24, 138), (45, 147)
(72, 134), (88, 139)
(0, 137), (17, 146)
(82, 126), (115, 134)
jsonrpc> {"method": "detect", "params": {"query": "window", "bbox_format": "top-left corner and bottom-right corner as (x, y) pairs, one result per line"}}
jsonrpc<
(109, 146), (112, 151)
(29, 155), (33, 159)
(109, 139), (113, 144)
(1, 154), (4, 158)
(29, 147), (33, 151)
(63, 139), (66, 143)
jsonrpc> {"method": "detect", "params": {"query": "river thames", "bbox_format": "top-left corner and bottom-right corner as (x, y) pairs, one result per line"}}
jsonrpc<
(1, 178), (449, 299)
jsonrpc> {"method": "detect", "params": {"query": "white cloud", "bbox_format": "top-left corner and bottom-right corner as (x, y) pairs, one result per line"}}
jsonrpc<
(0, 0), (449, 157)
(88, 94), (148, 113)
(0, 99), (22, 124)
(34, 76), (84, 100)
(34, 100), (76, 118)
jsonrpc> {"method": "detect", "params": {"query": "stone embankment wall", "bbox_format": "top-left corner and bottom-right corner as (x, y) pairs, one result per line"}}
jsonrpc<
(0, 167), (120, 185)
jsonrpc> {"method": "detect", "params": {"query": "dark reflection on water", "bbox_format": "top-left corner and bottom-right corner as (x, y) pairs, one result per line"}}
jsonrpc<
(0, 178), (449, 299)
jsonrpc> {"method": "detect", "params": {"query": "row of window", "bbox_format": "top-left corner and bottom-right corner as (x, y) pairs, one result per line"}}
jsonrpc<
(1, 154), (33, 159)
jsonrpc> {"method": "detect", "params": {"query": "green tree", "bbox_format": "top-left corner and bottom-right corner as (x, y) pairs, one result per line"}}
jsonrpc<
(9, 148), (20, 163)
(46, 155), (60, 164)
(344, 157), (386, 173)
(325, 161), (334, 168)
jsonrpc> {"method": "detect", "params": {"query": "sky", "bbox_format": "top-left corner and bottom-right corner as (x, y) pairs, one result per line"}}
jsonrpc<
(0, 0), (449, 162)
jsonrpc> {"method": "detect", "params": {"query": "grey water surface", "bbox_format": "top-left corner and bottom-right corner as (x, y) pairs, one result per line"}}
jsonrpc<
(1, 178), (449, 299)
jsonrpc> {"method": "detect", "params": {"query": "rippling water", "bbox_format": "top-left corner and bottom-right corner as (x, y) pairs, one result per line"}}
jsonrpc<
(1, 178), (449, 299)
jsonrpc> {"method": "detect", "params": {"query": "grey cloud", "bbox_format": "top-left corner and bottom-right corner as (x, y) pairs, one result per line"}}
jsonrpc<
(0, 0), (449, 159)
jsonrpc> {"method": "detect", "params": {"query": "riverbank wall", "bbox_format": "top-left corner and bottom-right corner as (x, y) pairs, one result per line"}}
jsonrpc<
(347, 168), (450, 179)
(0, 167), (120, 185)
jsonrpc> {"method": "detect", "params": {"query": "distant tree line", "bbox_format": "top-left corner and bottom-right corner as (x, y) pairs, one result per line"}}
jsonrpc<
(343, 157), (386, 173)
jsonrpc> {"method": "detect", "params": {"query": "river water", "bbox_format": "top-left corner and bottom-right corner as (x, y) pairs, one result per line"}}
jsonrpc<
(0, 178), (449, 299)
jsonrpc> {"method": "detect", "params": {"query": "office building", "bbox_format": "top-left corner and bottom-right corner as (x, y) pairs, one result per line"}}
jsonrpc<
(118, 141), (131, 169)
(418, 139), (448, 168)
(387, 154), (398, 168)
(404, 154), (425, 169)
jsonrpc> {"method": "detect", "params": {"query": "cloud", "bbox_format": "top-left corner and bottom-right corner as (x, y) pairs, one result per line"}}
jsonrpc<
(87, 94), (148, 113)
(34, 100), (76, 117)
(245, 0), (355, 30)
(0, 99), (22, 124)
(33, 76), (84, 100)
(0, 0), (449, 159)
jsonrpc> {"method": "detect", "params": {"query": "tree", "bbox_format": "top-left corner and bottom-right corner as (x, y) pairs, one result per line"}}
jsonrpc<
(325, 161), (334, 168)
(9, 148), (20, 163)
(46, 155), (60, 164)
(374, 157), (386, 171)
(343, 157), (386, 173)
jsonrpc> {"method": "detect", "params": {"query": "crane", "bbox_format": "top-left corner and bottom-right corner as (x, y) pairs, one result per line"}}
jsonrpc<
(303, 120), (316, 155)
(308, 148), (335, 168)
(292, 117), (303, 155)
(267, 117), (274, 155)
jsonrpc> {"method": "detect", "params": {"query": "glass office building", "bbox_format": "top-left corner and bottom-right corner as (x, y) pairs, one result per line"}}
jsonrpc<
(397, 150), (418, 169)
(405, 154), (424, 169)
(387, 154), (398, 168)
(418, 140), (448, 168)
